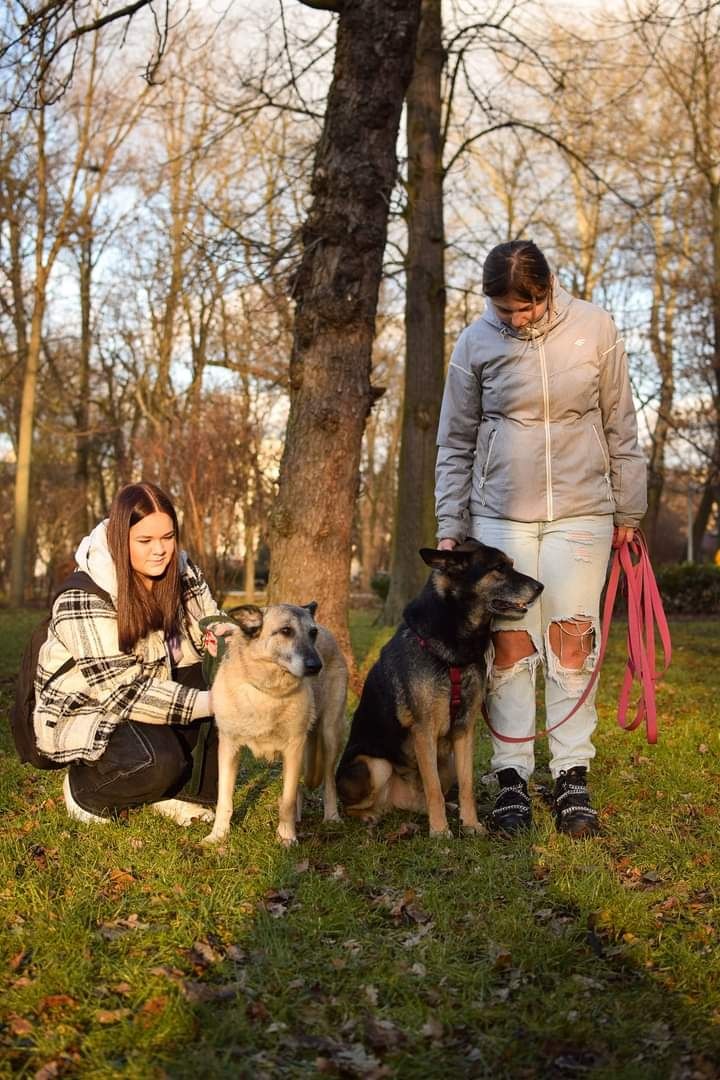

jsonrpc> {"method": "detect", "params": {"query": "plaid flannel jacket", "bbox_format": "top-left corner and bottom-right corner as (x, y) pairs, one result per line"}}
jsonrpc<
(33, 559), (222, 764)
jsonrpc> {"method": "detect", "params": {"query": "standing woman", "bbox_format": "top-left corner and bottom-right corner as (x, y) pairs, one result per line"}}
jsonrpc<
(34, 482), (224, 824)
(435, 240), (647, 837)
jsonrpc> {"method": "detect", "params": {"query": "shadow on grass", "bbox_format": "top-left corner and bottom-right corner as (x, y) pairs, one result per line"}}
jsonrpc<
(2, 614), (720, 1079)
(150, 794), (720, 1080)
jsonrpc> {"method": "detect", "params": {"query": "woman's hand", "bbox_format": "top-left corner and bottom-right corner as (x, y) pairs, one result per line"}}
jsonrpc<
(437, 538), (458, 551)
(202, 621), (238, 657)
(612, 526), (636, 548)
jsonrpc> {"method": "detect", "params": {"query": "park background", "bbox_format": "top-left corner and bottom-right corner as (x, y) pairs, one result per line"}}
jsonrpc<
(1, 1), (720, 1077)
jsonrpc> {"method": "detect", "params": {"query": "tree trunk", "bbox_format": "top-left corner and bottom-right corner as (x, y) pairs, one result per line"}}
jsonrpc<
(642, 218), (676, 556)
(268, 0), (422, 662)
(692, 177), (720, 551)
(244, 522), (257, 603)
(76, 227), (92, 536)
(10, 289), (46, 605)
(383, 0), (444, 625)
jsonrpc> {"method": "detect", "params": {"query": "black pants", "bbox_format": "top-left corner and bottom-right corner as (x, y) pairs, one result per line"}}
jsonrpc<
(68, 664), (218, 817)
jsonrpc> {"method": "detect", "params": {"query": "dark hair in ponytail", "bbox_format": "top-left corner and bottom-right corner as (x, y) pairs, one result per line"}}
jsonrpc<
(106, 482), (182, 653)
(482, 240), (552, 303)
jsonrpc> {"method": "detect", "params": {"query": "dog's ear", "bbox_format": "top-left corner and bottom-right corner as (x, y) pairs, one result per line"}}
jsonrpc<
(303, 601), (318, 619)
(229, 604), (264, 638)
(419, 545), (481, 573)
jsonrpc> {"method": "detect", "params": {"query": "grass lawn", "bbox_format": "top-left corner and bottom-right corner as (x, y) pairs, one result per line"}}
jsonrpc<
(1, 608), (719, 1079)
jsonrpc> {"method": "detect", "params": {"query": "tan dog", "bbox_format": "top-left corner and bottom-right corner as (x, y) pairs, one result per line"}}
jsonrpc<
(202, 603), (347, 847)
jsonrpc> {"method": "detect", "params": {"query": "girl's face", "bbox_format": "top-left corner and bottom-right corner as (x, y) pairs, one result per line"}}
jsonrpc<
(492, 292), (548, 330)
(129, 511), (176, 586)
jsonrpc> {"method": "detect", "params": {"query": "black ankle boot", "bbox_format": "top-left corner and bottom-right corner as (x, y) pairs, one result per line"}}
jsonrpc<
(553, 766), (599, 837)
(487, 768), (532, 836)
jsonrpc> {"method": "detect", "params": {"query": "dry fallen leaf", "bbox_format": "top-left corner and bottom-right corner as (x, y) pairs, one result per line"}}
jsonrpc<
(363, 1014), (406, 1051)
(188, 939), (222, 969)
(95, 1008), (132, 1024)
(261, 889), (292, 918)
(38, 995), (77, 1013)
(140, 996), (168, 1015)
(8, 1014), (33, 1036)
(34, 1061), (63, 1080)
(97, 914), (149, 940)
(421, 1017), (444, 1041)
(246, 1000), (271, 1023)
(9, 949), (29, 972)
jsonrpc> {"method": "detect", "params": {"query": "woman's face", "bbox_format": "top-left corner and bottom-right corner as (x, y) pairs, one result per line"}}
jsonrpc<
(129, 511), (176, 585)
(492, 292), (548, 330)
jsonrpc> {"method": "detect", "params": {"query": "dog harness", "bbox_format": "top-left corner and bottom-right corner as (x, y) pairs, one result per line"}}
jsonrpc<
(411, 631), (464, 721)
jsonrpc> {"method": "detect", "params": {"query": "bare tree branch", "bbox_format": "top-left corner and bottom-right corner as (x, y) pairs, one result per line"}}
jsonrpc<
(443, 118), (645, 211)
(2, 0), (169, 108)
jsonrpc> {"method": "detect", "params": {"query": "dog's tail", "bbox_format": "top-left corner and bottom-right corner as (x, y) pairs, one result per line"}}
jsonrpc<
(303, 727), (325, 790)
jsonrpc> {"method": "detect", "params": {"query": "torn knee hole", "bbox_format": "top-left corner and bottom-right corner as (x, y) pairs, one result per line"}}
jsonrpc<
(548, 617), (596, 671)
(489, 651), (541, 690)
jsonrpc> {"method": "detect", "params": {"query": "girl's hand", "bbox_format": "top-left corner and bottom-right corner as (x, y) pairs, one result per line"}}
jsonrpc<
(437, 538), (458, 551)
(202, 621), (238, 657)
(612, 526), (636, 548)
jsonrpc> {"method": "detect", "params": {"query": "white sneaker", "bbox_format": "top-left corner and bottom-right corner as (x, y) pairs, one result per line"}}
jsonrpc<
(63, 772), (109, 825)
(152, 799), (215, 826)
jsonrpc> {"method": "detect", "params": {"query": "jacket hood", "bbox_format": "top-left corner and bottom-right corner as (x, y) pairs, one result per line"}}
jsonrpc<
(75, 521), (118, 598)
(482, 278), (573, 341)
(74, 520), (188, 600)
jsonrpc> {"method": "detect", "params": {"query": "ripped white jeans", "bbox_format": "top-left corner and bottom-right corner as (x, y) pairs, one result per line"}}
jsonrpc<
(470, 514), (614, 780)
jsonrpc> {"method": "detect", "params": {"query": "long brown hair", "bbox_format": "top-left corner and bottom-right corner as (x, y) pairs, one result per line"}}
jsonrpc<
(107, 482), (183, 653)
(482, 240), (553, 306)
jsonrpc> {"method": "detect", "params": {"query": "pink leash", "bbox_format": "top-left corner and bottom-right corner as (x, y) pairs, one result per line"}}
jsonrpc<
(483, 532), (672, 745)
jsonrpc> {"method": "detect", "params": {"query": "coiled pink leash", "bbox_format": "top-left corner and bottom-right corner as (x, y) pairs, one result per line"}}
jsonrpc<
(483, 532), (671, 745)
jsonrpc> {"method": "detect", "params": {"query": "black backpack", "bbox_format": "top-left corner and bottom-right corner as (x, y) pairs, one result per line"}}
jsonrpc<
(9, 571), (113, 770)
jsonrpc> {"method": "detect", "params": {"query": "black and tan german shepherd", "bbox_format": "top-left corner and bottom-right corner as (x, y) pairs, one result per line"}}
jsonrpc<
(336, 540), (543, 836)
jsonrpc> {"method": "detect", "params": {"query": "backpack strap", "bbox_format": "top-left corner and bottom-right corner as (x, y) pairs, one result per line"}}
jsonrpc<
(43, 572), (114, 690)
(52, 570), (113, 608)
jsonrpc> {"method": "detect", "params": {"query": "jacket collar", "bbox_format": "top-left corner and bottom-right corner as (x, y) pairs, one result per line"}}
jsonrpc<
(482, 278), (573, 341)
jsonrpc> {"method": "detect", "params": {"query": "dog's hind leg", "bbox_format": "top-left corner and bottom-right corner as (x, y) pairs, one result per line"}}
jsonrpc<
(452, 720), (484, 835)
(202, 735), (240, 845)
(278, 738), (305, 846)
(411, 726), (451, 837)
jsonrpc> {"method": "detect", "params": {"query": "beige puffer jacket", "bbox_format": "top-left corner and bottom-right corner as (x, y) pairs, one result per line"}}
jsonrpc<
(435, 284), (647, 541)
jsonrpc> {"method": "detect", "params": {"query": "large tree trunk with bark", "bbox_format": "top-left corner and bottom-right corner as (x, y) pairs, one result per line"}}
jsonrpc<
(643, 222), (677, 557)
(267, 0), (422, 662)
(382, 0), (445, 625)
(692, 177), (720, 554)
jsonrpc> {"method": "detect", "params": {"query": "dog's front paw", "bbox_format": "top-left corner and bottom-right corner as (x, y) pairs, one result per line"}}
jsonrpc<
(276, 823), (298, 846)
(201, 830), (226, 846)
(323, 810), (342, 823)
(460, 821), (487, 837)
(429, 827), (453, 839)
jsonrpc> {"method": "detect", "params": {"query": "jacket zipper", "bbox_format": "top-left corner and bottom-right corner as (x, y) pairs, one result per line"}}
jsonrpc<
(537, 338), (554, 520)
(478, 428), (497, 506)
(592, 424), (614, 503)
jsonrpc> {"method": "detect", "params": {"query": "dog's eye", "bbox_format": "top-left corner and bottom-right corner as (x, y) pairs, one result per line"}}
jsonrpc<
(279, 626), (294, 637)
(309, 627), (318, 640)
